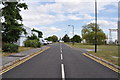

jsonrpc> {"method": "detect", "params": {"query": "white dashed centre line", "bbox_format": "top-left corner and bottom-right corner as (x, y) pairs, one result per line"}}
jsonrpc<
(61, 54), (63, 60)
(61, 49), (62, 53)
(61, 64), (65, 80)
(60, 43), (65, 80)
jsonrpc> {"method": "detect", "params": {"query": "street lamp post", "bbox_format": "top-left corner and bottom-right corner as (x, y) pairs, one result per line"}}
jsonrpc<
(95, 0), (98, 53)
(68, 25), (74, 46)
(118, 2), (120, 45)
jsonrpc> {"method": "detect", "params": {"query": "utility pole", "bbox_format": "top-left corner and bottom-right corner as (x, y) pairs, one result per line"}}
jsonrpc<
(68, 25), (74, 46)
(118, 2), (120, 45)
(72, 25), (74, 45)
(95, 0), (98, 53)
(118, 21), (120, 45)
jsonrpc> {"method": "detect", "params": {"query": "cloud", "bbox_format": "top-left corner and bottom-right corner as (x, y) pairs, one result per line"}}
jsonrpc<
(21, 13), (57, 26)
(55, 0), (119, 2)
(20, 0), (118, 27)
(37, 26), (62, 35)
(39, 26), (62, 33)
(21, 13), (66, 26)
(83, 14), (94, 19)
(18, 0), (118, 38)
(87, 20), (117, 28)
(28, 26), (62, 38)
(67, 15), (82, 20)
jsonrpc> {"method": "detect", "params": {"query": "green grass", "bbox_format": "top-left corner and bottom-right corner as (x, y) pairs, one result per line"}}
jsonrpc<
(66, 43), (95, 49)
(66, 43), (119, 66)
(2, 47), (34, 56)
(18, 47), (33, 52)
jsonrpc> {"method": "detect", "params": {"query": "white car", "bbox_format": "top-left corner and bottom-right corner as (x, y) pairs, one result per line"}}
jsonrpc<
(47, 41), (52, 44)
(39, 39), (47, 45)
(60, 40), (64, 42)
(43, 40), (48, 45)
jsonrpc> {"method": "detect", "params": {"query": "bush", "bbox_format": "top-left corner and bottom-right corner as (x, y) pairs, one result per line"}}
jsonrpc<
(2, 43), (19, 53)
(24, 40), (41, 48)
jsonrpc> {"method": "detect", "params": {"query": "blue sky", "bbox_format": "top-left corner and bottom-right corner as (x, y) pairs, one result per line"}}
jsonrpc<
(20, 0), (119, 41)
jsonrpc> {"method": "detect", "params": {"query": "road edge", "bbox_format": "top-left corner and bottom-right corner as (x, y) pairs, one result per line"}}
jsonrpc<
(83, 53), (120, 73)
(0, 47), (50, 75)
(64, 43), (120, 73)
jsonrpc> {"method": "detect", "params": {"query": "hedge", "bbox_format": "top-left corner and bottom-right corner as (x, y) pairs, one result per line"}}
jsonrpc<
(24, 40), (41, 48)
(2, 43), (19, 53)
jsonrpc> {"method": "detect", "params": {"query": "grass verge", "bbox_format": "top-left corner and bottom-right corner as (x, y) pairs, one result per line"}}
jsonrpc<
(66, 43), (119, 66)
(2, 47), (34, 57)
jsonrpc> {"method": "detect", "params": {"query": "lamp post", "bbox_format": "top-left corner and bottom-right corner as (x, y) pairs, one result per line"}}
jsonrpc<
(95, 0), (98, 53)
(118, 2), (120, 45)
(68, 25), (74, 46)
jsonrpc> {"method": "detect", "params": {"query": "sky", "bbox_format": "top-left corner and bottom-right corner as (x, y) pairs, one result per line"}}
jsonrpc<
(2, 0), (119, 41)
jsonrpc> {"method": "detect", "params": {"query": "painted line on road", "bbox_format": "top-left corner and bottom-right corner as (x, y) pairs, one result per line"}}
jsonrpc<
(0, 47), (50, 75)
(60, 43), (63, 53)
(61, 49), (63, 53)
(61, 64), (65, 80)
(60, 43), (61, 52)
(83, 53), (120, 73)
(61, 47), (62, 51)
(61, 54), (63, 60)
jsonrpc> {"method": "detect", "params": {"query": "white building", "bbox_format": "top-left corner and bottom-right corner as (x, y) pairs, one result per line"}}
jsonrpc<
(81, 39), (86, 43)
(16, 26), (42, 46)
(17, 26), (32, 46)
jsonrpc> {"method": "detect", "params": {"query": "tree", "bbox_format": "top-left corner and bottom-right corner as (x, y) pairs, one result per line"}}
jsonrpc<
(62, 34), (70, 42)
(45, 37), (53, 41)
(32, 28), (43, 38)
(82, 23), (107, 45)
(27, 34), (39, 41)
(45, 35), (58, 42)
(71, 35), (82, 43)
(1, 1), (28, 43)
(51, 35), (58, 42)
(25, 34), (41, 48)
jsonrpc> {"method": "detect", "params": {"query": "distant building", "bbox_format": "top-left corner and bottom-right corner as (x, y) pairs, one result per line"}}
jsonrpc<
(17, 26), (39, 46)
(81, 39), (86, 43)
(17, 26), (32, 46)
(17, 26), (40, 46)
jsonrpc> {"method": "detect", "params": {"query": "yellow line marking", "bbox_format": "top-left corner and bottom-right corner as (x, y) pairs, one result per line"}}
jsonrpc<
(0, 47), (50, 75)
(83, 53), (120, 73)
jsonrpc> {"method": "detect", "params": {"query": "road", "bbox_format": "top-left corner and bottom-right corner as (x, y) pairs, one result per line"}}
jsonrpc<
(2, 43), (119, 80)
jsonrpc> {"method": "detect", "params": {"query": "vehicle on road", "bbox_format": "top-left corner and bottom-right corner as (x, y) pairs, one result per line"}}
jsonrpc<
(59, 40), (64, 42)
(47, 41), (52, 44)
(43, 40), (48, 45)
(39, 39), (48, 45)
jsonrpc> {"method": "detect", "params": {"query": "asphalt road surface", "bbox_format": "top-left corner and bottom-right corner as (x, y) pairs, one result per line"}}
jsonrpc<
(2, 43), (119, 80)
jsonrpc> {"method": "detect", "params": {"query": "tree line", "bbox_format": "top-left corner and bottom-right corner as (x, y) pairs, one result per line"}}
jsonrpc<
(1, 0), (107, 53)
(60, 23), (107, 45)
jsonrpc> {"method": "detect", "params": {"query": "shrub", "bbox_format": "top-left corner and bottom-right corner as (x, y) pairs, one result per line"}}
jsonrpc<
(24, 40), (41, 48)
(2, 43), (19, 53)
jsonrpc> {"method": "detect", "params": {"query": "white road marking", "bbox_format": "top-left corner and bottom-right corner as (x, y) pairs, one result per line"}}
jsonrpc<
(60, 43), (63, 53)
(61, 49), (62, 53)
(61, 64), (65, 80)
(60, 43), (65, 80)
(61, 54), (63, 60)
(60, 43), (61, 52)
